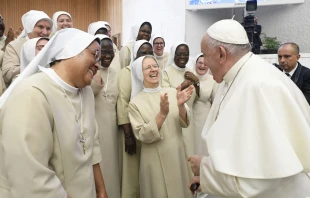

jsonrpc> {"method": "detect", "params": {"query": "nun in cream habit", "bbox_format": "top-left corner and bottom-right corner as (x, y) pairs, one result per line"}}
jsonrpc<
(20, 37), (49, 72)
(128, 55), (193, 198)
(150, 33), (169, 70)
(0, 28), (107, 198)
(91, 34), (120, 198)
(50, 11), (73, 38)
(117, 40), (153, 198)
(119, 21), (152, 69)
(189, 19), (310, 198)
(2, 10), (52, 87)
(88, 21), (121, 73)
(162, 42), (198, 157)
(192, 53), (218, 156)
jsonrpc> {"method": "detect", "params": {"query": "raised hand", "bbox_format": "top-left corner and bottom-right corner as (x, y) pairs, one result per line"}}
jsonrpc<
(184, 71), (199, 83)
(160, 92), (169, 116)
(177, 85), (194, 106)
(180, 79), (193, 91)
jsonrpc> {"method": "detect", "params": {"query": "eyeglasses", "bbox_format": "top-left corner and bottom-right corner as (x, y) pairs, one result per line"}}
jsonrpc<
(101, 49), (116, 55)
(143, 64), (159, 71)
(175, 52), (189, 57)
(154, 42), (165, 46)
(137, 51), (154, 56)
(87, 48), (101, 62)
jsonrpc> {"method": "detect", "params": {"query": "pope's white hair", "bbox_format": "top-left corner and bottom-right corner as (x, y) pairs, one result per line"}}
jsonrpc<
(206, 35), (251, 57)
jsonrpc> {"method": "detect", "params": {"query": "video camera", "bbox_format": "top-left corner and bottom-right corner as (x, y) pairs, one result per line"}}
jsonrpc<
(242, 0), (257, 49)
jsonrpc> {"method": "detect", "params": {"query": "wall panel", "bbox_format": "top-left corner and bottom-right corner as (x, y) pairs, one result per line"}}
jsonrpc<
(0, 0), (99, 34)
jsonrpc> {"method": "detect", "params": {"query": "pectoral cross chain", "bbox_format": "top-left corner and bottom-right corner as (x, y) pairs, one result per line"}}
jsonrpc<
(80, 134), (86, 155)
(103, 93), (109, 99)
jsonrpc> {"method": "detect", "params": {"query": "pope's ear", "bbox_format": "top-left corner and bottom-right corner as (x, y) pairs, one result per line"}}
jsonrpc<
(218, 46), (227, 62)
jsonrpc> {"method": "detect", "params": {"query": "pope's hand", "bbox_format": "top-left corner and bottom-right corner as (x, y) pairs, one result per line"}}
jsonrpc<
(188, 155), (203, 176)
(188, 176), (201, 195)
(177, 85), (194, 106)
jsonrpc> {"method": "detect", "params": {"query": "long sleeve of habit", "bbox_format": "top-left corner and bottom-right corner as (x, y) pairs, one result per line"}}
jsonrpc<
(200, 156), (309, 198)
(2, 43), (20, 85)
(161, 69), (171, 87)
(1, 87), (67, 198)
(128, 102), (163, 143)
(119, 46), (131, 69)
(117, 67), (132, 125)
(92, 121), (102, 165)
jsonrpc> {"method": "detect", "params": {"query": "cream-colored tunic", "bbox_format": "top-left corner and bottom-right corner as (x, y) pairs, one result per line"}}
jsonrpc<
(129, 88), (192, 198)
(0, 36), (6, 50)
(193, 74), (218, 156)
(117, 65), (141, 198)
(0, 50), (5, 96)
(0, 72), (101, 198)
(155, 52), (169, 70)
(162, 64), (196, 157)
(119, 42), (134, 69)
(2, 38), (27, 87)
(91, 66), (120, 198)
(112, 43), (121, 73)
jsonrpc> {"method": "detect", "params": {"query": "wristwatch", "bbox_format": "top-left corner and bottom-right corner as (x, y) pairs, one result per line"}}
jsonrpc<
(194, 81), (200, 87)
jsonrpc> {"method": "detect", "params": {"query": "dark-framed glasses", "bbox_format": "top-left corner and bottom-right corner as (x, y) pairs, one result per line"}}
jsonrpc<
(154, 42), (165, 46)
(87, 48), (101, 62)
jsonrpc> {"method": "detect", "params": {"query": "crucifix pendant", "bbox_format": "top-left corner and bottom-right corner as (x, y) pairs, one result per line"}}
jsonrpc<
(103, 92), (109, 99)
(80, 136), (86, 155)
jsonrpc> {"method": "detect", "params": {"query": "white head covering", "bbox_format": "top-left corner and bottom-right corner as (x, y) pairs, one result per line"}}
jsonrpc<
(207, 19), (249, 44)
(193, 53), (210, 80)
(0, 28), (100, 108)
(168, 41), (188, 65)
(52, 11), (72, 33)
(20, 37), (49, 72)
(17, 10), (52, 39)
(130, 55), (159, 100)
(88, 21), (109, 35)
(150, 33), (165, 46)
(130, 40), (152, 65)
(96, 34), (112, 42)
(129, 21), (152, 42)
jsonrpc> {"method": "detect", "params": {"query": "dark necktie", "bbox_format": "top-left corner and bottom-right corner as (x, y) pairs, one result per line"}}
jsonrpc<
(285, 73), (291, 77)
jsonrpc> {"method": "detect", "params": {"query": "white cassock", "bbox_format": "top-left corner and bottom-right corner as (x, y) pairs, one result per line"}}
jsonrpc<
(200, 52), (310, 198)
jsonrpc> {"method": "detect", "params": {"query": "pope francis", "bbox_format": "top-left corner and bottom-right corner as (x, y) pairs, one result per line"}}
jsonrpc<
(188, 19), (310, 198)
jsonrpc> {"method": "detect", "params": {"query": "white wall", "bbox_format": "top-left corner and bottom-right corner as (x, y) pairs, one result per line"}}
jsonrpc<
(122, 0), (186, 52)
(185, 8), (232, 57)
(185, 0), (310, 57)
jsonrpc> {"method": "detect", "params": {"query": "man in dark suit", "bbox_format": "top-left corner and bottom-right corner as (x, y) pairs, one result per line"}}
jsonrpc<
(277, 42), (310, 104)
(253, 17), (262, 54)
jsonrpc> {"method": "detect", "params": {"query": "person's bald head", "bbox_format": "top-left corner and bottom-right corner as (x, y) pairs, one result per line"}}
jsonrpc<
(200, 19), (251, 83)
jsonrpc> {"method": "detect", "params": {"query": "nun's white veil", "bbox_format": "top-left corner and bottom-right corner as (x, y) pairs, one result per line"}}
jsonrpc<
(17, 10), (52, 39)
(0, 28), (100, 108)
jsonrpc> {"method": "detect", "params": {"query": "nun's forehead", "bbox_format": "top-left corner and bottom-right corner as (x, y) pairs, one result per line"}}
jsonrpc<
(176, 44), (189, 51)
